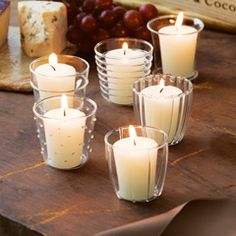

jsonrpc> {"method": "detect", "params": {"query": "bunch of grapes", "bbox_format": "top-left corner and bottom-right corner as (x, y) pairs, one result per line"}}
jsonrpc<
(63, 0), (158, 54)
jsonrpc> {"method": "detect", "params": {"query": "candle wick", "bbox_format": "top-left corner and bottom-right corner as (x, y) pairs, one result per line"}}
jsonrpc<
(124, 49), (126, 56)
(50, 64), (56, 71)
(63, 109), (66, 117)
(133, 139), (136, 146)
(160, 88), (164, 93)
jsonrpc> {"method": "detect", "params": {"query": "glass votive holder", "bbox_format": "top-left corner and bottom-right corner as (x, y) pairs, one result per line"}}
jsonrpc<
(33, 95), (97, 170)
(147, 14), (204, 80)
(94, 38), (153, 105)
(133, 74), (193, 146)
(30, 55), (89, 102)
(105, 125), (168, 203)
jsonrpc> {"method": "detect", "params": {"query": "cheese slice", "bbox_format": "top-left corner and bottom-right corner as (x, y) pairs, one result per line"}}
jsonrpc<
(0, 0), (10, 49)
(18, 1), (68, 57)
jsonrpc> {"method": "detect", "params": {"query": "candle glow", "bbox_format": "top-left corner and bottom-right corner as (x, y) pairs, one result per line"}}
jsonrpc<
(61, 94), (68, 117)
(129, 125), (137, 146)
(159, 79), (165, 93)
(175, 12), (184, 31)
(122, 42), (128, 55)
(49, 53), (57, 70)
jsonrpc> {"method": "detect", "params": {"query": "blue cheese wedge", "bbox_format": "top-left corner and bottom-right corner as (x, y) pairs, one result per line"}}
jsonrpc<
(0, 0), (10, 49)
(18, 1), (67, 57)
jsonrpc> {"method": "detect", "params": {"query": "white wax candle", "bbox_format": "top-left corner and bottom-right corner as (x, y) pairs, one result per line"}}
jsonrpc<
(113, 136), (157, 201)
(35, 54), (76, 99)
(106, 46), (146, 105)
(141, 84), (182, 142)
(43, 104), (85, 169)
(159, 24), (197, 77)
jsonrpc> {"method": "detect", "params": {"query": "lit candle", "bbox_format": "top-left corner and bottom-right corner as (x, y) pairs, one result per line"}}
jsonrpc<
(105, 42), (146, 105)
(35, 53), (76, 99)
(141, 79), (183, 143)
(158, 12), (198, 78)
(113, 125), (158, 201)
(43, 94), (85, 169)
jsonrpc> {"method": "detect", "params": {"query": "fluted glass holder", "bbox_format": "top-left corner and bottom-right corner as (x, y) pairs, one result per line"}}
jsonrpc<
(33, 95), (97, 170)
(147, 15), (204, 80)
(105, 126), (168, 203)
(133, 74), (193, 145)
(30, 55), (89, 102)
(94, 38), (153, 105)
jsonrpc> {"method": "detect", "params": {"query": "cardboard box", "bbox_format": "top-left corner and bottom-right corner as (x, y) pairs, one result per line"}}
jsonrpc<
(118, 0), (236, 33)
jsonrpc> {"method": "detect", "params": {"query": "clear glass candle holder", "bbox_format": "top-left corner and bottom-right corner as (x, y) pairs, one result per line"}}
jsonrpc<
(33, 95), (97, 170)
(30, 55), (89, 102)
(105, 126), (168, 203)
(133, 74), (193, 146)
(94, 38), (153, 105)
(147, 15), (204, 80)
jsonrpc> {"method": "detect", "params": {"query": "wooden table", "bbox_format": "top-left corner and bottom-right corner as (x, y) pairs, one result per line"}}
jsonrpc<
(1, 1), (235, 235)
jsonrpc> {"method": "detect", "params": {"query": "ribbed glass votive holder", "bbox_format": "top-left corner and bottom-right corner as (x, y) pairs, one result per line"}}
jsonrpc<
(105, 125), (168, 203)
(133, 74), (193, 145)
(94, 38), (153, 105)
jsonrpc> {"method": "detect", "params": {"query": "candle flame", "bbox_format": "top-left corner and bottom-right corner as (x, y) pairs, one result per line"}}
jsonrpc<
(129, 125), (137, 146)
(160, 79), (165, 93)
(49, 53), (57, 69)
(175, 12), (184, 30)
(122, 42), (128, 55)
(61, 94), (68, 117)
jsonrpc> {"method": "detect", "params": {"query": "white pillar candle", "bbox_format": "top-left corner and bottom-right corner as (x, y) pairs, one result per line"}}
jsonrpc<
(158, 12), (197, 78)
(35, 53), (76, 99)
(43, 94), (85, 169)
(113, 126), (158, 201)
(106, 43), (146, 105)
(141, 80), (182, 143)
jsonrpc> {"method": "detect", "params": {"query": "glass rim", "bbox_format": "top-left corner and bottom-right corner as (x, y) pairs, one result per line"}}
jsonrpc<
(133, 74), (193, 98)
(33, 95), (97, 121)
(147, 14), (204, 36)
(29, 55), (90, 78)
(30, 77), (89, 92)
(94, 37), (153, 59)
(104, 125), (168, 150)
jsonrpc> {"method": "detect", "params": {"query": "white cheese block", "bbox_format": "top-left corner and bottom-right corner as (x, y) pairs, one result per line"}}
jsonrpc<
(0, 0), (10, 49)
(18, 1), (68, 57)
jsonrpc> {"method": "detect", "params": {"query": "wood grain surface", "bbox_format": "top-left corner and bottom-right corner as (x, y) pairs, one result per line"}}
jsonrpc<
(0, 1), (235, 236)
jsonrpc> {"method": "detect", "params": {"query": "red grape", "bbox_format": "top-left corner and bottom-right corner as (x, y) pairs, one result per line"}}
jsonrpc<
(81, 0), (95, 13)
(95, 0), (112, 10)
(110, 23), (129, 37)
(74, 0), (83, 7)
(112, 6), (126, 21)
(92, 28), (110, 44)
(67, 25), (83, 44)
(74, 12), (86, 27)
(67, 5), (79, 26)
(123, 10), (144, 31)
(80, 14), (97, 33)
(99, 9), (116, 28)
(139, 4), (158, 23)
(135, 26), (151, 41)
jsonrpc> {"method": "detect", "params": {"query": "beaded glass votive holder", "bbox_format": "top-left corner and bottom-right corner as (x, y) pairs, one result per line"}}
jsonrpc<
(33, 95), (97, 170)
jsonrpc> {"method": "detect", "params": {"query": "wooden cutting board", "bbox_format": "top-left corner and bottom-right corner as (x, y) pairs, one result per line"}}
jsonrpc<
(0, 26), (77, 93)
(0, 26), (32, 92)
